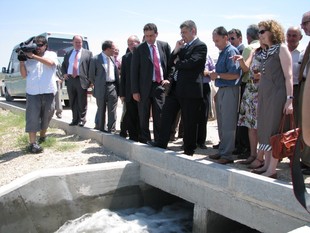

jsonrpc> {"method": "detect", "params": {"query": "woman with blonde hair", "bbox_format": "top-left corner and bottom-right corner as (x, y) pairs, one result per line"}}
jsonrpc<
(251, 20), (293, 178)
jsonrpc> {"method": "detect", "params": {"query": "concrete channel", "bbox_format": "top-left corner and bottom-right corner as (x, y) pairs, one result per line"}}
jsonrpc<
(0, 100), (309, 233)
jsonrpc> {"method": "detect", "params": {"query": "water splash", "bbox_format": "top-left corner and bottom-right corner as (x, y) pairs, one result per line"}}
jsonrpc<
(55, 202), (193, 233)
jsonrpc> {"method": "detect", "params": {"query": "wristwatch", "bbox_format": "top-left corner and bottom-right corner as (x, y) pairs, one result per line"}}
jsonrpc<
(217, 73), (221, 79)
(287, 95), (294, 99)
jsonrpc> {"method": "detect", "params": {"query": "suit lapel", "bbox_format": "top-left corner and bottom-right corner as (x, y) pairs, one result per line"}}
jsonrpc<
(156, 41), (166, 70)
(142, 42), (152, 63)
(99, 54), (107, 72)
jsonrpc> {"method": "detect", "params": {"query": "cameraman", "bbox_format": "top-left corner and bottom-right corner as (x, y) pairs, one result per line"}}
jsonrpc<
(19, 35), (58, 153)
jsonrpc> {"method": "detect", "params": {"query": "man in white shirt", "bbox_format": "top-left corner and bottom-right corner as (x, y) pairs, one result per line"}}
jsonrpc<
(286, 26), (304, 125)
(19, 35), (58, 153)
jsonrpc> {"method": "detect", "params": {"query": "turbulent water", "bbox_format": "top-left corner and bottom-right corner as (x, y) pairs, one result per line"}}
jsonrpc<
(55, 202), (193, 233)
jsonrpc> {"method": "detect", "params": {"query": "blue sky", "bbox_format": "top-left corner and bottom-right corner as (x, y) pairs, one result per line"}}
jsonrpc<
(0, 0), (308, 67)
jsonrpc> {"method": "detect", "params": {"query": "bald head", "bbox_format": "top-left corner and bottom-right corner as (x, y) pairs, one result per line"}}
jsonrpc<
(286, 26), (303, 51)
(127, 35), (140, 52)
(302, 11), (310, 21)
(301, 11), (310, 36)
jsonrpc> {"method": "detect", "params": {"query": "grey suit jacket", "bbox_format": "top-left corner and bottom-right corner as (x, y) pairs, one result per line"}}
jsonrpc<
(89, 53), (119, 100)
(131, 40), (171, 100)
(61, 48), (93, 89)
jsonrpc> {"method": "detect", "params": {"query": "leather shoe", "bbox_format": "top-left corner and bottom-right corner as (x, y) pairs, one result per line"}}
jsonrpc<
(215, 158), (234, 164)
(267, 173), (277, 179)
(197, 143), (207, 149)
(56, 112), (62, 119)
(147, 141), (166, 149)
(251, 169), (266, 174)
(209, 154), (221, 160)
(69, 122), (78, 126)
(184, 150), (194, 156)
(78, 121), (86, 127)
(212, 143), (220, 149)
(302, 168), (310, 175)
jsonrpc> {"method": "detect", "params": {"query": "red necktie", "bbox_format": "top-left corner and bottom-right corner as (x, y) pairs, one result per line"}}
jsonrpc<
(151, 44), (161, 83)
(72, 50), (79, 77)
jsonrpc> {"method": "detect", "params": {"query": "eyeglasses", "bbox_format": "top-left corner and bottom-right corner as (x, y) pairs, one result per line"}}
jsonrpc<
(229, 37), (236, 41)
(36, 44), (45, 47)
(301, 20), (310, 26)
(258, 29), (269, 35)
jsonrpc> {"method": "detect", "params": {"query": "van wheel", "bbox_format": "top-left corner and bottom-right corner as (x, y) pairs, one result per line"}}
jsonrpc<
(5, 88), (14, 101)
(64, 100), (70, 107)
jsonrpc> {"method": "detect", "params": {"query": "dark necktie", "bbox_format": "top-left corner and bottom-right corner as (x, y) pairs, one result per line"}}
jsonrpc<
(151, 44), (161, 83)
(299, 41), (310, 82)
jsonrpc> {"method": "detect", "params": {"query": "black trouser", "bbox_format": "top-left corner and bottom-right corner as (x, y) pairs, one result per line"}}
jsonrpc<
(125, 98), (140, 141)
(66, 76), (87, 123)
(197, 83), (211, 145)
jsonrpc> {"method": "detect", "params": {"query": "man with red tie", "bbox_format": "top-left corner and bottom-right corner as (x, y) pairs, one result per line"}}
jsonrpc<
(131, 23), (171, 143)
(62, 35), (93, 127)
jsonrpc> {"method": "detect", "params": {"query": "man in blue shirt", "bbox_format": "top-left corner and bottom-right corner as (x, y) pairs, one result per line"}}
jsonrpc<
(209, 26), (241, 164)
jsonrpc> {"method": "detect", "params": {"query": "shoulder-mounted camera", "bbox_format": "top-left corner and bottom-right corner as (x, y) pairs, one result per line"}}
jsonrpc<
(15, 36), (37, 61)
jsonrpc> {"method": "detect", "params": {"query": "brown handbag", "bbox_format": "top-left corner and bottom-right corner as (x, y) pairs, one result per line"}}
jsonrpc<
(270, 114), (301, 159)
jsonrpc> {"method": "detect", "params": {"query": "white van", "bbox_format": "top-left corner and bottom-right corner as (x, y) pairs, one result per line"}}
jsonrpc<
(2, 32), (89, 106)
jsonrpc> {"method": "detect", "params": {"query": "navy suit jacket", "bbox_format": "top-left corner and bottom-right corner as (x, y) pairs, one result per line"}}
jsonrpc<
(120, 51), (133, 102)
(169, 38), (207, 98)
(131, 40), (171, 100)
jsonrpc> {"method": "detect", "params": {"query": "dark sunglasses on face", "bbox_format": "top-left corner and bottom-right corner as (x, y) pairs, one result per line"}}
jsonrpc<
(258, 30), (268, 35)
(301, 21), (310, 26)
(36, 44), (45, 47)
(229, 37), (236, 41)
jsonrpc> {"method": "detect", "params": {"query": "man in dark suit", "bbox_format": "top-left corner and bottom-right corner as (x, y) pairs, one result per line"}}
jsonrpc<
(120, 35), (141, 141)
(89, 40), (120, 133)
(62, 35), (93, 126)
(131, 23), (171, 143)
(148, 20), (207, 156)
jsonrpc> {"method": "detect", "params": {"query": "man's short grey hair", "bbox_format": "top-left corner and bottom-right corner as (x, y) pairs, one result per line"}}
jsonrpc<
(247, 24), (259, 40)
(180, 20), (197, 33)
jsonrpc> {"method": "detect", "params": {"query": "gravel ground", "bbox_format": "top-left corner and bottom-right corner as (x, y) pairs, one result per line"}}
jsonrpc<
(0, 129), (124, 187)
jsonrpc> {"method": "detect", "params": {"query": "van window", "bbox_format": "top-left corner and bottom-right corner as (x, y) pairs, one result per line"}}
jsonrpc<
(10, 51), (20, 73)
(47, 37), (89, 58)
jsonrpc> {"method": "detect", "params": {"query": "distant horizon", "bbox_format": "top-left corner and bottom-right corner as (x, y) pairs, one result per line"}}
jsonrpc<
(0, 0), (308, 67)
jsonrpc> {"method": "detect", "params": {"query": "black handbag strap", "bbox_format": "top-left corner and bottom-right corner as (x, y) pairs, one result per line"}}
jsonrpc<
(291, 134), (310, 213)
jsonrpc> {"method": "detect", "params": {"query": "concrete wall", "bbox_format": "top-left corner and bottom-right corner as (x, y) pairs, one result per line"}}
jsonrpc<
(1, 101), (310, 233)
(0, 161), (144, 233)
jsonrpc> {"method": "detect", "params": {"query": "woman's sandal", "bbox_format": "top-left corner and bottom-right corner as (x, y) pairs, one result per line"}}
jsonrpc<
(239, 155), (256, 165)
(248, 158), (264, 169)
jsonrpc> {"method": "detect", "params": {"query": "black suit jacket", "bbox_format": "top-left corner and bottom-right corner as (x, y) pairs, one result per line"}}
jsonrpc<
(131, 40), (171, 100)
(170, 38), (207, 98)
(61, 48), (93, 89)
(120, 52), (133, 102)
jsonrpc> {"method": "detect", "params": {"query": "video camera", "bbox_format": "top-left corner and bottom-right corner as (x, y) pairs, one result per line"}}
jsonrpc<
(15, 36), (37, 61)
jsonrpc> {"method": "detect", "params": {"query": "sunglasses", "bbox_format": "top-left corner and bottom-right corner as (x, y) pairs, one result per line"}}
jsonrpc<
(36, 44), (45, 47)
(258, 29), (269, 35)
(229, 37), (236, 41)
(301, 20), (310, 27)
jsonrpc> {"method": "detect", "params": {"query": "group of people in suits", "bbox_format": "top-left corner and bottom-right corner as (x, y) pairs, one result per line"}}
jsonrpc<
(61, 20), (209, 157)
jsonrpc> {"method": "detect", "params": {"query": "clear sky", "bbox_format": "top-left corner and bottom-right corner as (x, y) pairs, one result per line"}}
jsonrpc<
(0, 0), (308, 67)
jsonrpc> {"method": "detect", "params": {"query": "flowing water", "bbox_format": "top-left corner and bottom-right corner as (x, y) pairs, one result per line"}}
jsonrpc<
(55, 202), (193, 233)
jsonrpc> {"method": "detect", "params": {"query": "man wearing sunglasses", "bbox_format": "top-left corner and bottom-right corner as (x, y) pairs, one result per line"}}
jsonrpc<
(228, 28), (245, 54)
(19, 36), (58, 153)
